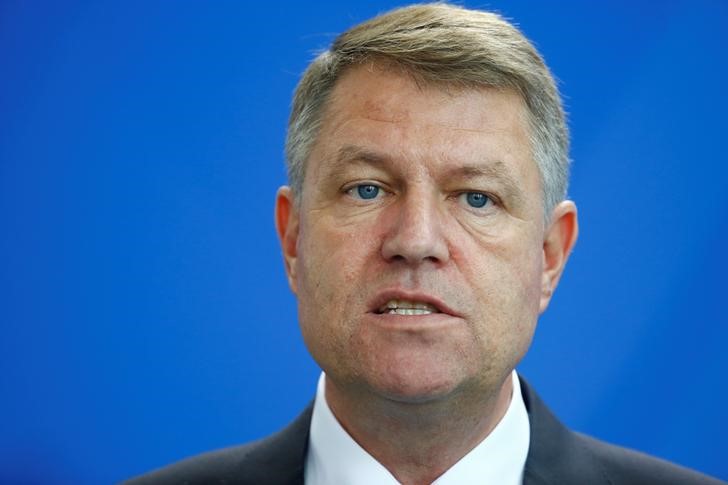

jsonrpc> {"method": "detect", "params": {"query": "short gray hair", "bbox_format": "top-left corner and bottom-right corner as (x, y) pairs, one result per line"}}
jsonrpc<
(285, 3), (569, 220)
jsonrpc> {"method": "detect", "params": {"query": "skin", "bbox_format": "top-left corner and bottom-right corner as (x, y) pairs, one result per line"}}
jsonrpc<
(275, 63), (578, 485)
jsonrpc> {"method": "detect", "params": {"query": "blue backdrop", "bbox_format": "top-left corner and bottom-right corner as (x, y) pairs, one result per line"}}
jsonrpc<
(1, 1), (726, 483)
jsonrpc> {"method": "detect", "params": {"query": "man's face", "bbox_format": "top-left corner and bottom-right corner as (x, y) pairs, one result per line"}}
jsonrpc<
(276, 64), (576, 403)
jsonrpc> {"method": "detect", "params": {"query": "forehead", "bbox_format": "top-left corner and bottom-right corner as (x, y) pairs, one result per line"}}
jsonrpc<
(325, 64), (529, 136)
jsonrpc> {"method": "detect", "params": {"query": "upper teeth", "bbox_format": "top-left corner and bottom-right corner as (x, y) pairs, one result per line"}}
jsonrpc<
(380, 299), (438, 315)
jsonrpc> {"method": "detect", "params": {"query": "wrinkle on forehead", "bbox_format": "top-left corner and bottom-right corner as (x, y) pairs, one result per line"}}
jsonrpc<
(324, 106), (529, 158)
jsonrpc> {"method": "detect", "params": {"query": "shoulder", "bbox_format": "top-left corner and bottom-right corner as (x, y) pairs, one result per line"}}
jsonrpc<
(122, 440), (271, 485)
(519, 376), (724, 485)
(122, 404), (313, 485)
(574, 431), (724, 485)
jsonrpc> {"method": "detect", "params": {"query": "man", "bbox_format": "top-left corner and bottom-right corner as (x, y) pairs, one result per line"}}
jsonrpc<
(126, 3), (723, 484)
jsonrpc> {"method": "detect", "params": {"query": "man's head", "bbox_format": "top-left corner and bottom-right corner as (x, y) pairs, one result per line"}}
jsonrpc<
(285, 3), (570, 221)
(275, 3), (577, 408)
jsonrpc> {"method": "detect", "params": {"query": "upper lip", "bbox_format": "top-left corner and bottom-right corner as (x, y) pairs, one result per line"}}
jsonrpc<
(368, 289), (461, 317)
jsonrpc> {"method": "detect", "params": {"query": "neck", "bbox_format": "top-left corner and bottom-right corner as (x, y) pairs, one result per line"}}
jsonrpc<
(324, 374), (514, 485)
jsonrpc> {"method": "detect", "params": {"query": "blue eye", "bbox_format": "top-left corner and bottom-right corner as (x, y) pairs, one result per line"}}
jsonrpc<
(356, 184), (380, 200)
(464, 192), (489, 208)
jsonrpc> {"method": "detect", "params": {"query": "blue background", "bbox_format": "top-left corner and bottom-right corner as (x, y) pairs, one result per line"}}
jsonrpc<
(1, 1), (726, 483)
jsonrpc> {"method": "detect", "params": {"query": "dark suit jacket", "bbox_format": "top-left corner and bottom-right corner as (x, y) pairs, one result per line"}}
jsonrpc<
(124, 377), (723, 484)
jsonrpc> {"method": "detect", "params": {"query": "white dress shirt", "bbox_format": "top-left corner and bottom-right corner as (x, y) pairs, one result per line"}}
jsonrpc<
(304, 370), (530, 485)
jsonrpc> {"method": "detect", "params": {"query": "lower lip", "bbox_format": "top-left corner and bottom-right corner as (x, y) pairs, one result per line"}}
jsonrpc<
(364, 311), (463, 330)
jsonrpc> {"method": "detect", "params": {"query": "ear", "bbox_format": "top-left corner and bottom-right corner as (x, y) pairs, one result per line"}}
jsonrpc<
(539, 200), (578, 313)
(275, 186), (300, 294)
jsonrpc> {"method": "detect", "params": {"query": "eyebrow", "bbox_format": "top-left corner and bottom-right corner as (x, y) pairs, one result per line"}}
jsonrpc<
(333, 145), (388, 168)
(317, 145), (389, 182)
(329, 144), (527, 205)
(441, 162), (525, 205)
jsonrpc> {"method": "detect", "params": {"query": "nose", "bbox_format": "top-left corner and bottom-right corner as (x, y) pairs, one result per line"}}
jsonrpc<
(380, 191), (450, 265)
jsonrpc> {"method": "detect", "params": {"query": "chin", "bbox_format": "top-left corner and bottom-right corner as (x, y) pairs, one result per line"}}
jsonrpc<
(366, 362), (469, 405)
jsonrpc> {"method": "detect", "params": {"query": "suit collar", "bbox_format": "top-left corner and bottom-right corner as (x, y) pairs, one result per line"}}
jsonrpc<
(269, 376), (610, 485)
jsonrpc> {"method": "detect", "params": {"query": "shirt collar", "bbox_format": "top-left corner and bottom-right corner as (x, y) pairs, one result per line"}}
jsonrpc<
(304, 370), (530, 485)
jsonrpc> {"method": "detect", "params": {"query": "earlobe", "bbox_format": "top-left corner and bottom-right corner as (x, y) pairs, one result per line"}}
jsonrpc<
(275, 186), (300, 294)
(539, 200), (578, 313)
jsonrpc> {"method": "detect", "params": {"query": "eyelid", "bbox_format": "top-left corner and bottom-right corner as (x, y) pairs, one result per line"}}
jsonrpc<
(342, 181), (388, 199)
(477, 189), (502, 204)
(455, 190), (501, 210)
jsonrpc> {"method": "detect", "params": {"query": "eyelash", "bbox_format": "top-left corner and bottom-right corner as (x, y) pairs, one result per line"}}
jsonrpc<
(344, 183), (499, 212)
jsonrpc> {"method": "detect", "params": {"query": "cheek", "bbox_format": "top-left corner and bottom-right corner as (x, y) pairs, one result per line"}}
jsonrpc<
(294, 219), (383, 377)
(463, 232), (544, 336)
(509, 243), (544, 322)
(299, 222), (370, 288)
(295, 220), (374, 326)
(514, 242), (545, 305)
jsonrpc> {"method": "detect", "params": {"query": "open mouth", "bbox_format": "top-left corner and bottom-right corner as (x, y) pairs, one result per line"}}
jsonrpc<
(376, 299), (441, 316)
